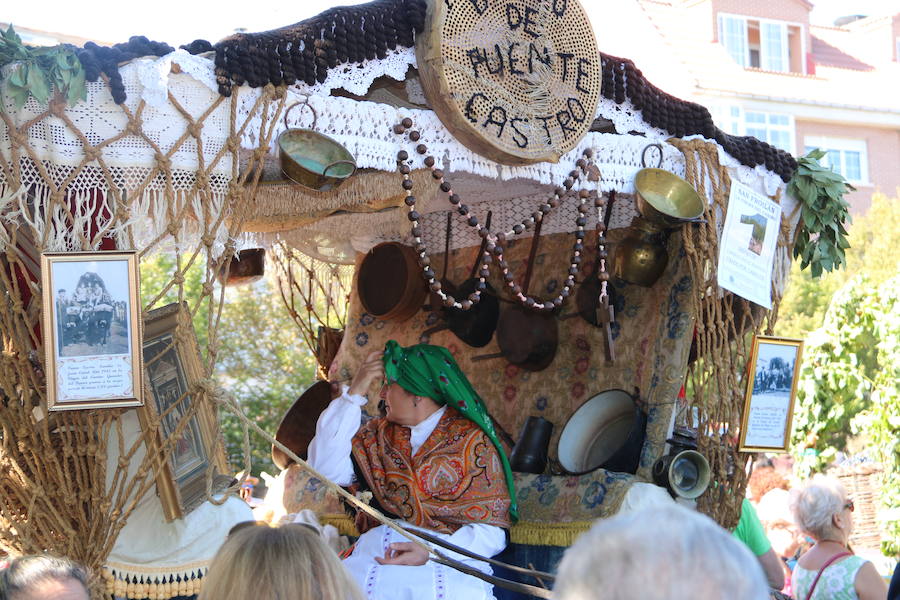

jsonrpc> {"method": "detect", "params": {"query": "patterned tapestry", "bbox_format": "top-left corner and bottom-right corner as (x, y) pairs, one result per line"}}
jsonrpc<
(302, 225), (697, 537)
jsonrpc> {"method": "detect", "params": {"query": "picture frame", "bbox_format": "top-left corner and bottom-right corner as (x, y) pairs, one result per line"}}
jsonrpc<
(41, 251), (143, 410)
(738, 335), (804, 452)
(140, 301), (229, 521)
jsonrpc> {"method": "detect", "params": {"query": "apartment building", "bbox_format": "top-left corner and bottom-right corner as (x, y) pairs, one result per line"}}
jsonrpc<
(622, 0), (900, 213)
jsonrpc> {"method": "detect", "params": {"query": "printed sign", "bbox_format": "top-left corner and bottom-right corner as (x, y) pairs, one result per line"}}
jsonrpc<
(717, 180), (782, 308)
(417, 0), (601, 164)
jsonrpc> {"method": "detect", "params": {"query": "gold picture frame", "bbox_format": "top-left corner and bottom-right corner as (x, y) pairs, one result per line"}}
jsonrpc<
(738, 335), (804, 453)
(41, 251), (143, 410)
(141, 302), (229, 521)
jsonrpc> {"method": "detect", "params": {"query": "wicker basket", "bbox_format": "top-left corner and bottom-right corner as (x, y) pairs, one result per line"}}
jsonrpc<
(829, 464), (883, 551)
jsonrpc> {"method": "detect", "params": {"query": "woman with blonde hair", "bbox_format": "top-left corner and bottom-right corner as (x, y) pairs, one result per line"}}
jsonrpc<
(790, 475), (887, 600)
(198, 523), (363, 600)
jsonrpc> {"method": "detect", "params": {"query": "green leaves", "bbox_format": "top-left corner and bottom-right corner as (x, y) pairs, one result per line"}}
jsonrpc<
(789, 275), (900, 556)
(787, 149), (853, 278)
(0, 24), (87, 108)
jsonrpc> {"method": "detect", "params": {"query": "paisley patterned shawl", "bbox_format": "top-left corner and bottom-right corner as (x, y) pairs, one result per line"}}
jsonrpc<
(351, 408), (513, 534)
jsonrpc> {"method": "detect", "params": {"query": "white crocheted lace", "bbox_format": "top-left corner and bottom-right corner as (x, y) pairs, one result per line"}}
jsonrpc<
(0, 47), (790, 269)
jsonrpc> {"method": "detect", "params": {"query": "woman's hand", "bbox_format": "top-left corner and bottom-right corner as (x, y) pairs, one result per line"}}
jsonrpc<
(373, 542), (430, 566)
(347, 351), (384, 397)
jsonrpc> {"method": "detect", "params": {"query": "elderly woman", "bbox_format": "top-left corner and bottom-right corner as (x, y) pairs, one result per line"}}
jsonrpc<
(307, 341), (516, 600)
(790, 475), (887, 600)
(554, 503), (770, 600)
(0, 555), (90, 600)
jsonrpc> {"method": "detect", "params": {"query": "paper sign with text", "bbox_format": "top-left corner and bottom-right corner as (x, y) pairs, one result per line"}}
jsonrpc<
(717, 180), (781, 308)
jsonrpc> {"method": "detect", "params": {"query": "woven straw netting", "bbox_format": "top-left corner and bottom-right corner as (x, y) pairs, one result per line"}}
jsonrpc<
(669, 138), (796, 529)
(268, 241), (354, 379)
(0, 82), (298, 595)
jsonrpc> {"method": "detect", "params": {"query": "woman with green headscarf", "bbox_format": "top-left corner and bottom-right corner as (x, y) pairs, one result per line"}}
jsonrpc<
(306, 340), (517, 600)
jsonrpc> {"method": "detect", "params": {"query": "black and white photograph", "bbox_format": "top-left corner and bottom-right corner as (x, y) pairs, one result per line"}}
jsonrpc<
(739, 335), (804, 452)
(53, 261), (131, 357)
(42, 252), (143, 410)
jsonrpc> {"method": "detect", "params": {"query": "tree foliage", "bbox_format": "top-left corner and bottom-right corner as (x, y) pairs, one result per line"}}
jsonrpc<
(781, 192), (900, 555)
(0, 25), (86, 108)
(776, 192), (900, 339)
(140, 253), (317, 478)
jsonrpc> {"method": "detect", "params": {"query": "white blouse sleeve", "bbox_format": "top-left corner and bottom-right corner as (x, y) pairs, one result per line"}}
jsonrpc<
(444, 523), (508, 560)
(305, 386), (368, 487)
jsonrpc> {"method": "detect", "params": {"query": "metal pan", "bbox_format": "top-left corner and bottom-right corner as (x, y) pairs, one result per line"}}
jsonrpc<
(556, 389), (646, 475)
(272, 380), (338, 470)
(278, 101), (356, 192)
(358, 242), (428, 322)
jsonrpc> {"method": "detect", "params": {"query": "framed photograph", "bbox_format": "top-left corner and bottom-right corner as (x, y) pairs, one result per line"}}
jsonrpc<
(738, 335), (804, 452)
(141, 302), (229, 521)
(41, 252), (143, 410)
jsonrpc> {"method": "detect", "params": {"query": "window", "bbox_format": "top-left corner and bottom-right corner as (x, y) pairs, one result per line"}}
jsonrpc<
(719, 15), (749, 66)
(710, 106), (795, 153)
(760, 22), (788, 72)
(746, 112), (792, 152)
(804, 137), (869, 184)
(718, 14), (802, 73)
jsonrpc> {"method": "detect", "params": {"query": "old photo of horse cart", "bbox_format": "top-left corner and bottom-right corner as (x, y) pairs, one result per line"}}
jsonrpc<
(41, 251), (143, 410)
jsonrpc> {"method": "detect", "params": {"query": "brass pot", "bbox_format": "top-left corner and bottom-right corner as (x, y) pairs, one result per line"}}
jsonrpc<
(634, 168), (705, 228)
(278, 101), (356, 192)
(613, 217), (670, 287)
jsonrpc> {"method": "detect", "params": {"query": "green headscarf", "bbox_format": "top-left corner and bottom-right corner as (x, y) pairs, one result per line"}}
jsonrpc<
(382, 340), (519, 522)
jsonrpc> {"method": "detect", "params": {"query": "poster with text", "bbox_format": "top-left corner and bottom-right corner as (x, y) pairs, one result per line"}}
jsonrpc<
(717, 181), (782, 309)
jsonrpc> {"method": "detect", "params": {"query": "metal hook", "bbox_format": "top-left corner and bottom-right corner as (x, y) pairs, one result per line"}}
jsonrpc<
(284, 97), (318, 130)
(641, 143), (664, 168)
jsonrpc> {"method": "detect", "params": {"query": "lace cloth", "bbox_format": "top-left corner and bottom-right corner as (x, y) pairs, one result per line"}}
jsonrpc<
(0, 48), (787, 257)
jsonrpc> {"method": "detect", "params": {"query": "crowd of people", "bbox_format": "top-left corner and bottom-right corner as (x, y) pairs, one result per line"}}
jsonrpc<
(2, 341), (897, 600)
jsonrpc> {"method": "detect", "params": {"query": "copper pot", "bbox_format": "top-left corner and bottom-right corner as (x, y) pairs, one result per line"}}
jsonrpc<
(278, 101), (356, 192)
(358, 242), (428, 322)
(473, 217), (557, 371)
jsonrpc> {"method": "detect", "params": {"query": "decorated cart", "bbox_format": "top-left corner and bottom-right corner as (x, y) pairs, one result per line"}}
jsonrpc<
(0, 0), (824, 597)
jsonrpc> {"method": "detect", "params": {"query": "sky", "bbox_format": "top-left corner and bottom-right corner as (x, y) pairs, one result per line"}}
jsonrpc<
(5, 0), (897, 47)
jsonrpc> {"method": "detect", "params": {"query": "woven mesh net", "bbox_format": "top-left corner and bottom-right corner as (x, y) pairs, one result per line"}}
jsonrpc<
(0, 83), (292, 595)
(269, 241), (354, 378)
(670, 138), (795, 528)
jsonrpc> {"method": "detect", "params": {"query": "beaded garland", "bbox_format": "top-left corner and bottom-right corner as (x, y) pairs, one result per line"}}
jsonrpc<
(392, 119), (611, 315)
